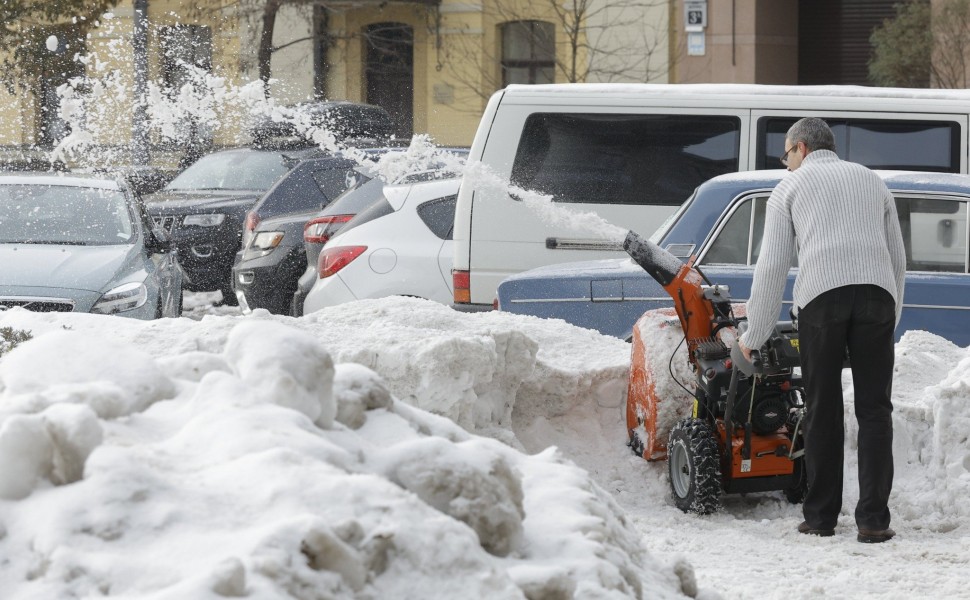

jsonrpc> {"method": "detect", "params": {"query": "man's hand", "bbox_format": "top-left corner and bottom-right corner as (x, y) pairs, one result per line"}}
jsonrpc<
(737, 337), (753, 362)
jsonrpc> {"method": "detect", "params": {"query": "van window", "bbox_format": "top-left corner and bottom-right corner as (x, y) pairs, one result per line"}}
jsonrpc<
(757, 118), (960, 172)
(510, 113), (741, 206)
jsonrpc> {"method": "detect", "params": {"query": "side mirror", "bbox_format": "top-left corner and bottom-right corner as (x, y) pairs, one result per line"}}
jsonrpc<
(146, 226), (173, 254)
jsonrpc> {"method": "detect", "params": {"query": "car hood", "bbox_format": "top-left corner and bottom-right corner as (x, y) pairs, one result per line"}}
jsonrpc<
(144, 190), (261, 213)
(0, 244), (137, 292)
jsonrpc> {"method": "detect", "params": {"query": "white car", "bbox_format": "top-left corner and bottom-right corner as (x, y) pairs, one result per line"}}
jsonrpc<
(302, 178), (460, 312)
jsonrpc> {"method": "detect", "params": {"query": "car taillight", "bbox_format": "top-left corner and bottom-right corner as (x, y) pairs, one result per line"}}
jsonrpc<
(319, 245), (367, 278)
(453, 269), (471, 303)
(245, 211), (261, 232)
(304, 214), (353, 244)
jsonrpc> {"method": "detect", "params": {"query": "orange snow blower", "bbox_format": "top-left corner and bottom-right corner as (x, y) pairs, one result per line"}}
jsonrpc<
(622, 230), (806, 514)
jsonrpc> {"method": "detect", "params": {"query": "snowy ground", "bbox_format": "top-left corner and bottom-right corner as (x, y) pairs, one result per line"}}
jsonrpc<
(1, 293), (969, 599)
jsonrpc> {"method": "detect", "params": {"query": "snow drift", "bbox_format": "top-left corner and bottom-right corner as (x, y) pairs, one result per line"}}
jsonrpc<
(0, 299), (692, 599)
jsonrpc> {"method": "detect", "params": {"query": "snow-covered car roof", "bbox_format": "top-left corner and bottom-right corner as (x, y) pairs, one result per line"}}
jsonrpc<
(0, 172), (121, 190)
(503, 82), (970, 102)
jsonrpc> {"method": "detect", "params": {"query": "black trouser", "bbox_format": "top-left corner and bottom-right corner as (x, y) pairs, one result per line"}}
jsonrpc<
(798, 284), (895, 531)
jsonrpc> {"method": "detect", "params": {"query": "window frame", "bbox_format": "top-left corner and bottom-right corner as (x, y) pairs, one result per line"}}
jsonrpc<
(755, 116), (962, 173)
(893, 192), (970, 273)
(697, 190), (970, 274)
(508, 112), (743, 207)
(416, 194), (458, 240)
(697, 192), (772, 267)
(500, 20), (556, 86)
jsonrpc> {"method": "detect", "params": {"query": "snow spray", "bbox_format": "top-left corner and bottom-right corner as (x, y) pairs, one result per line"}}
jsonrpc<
(460, 162), (629, 243)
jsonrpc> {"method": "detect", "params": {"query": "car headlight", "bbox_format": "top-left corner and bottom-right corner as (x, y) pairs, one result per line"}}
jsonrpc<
(183, 213), (226, 227)
(243, 231), (285, 260)
(91, 282), (148, 314)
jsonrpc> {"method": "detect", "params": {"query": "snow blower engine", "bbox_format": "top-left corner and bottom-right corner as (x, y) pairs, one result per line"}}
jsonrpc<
(622, 230), (807, 514)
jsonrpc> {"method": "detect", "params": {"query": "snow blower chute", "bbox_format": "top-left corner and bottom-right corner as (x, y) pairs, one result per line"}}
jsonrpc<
(623, 230), (807, 514)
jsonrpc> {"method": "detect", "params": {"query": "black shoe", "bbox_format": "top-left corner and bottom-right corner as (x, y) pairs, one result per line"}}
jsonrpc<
(857, 528), (895, 543)
(797, 521), (835, 537)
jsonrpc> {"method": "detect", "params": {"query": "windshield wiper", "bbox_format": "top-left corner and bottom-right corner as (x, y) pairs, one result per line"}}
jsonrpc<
(165, 187), (221, 191)
(6, 240), (91, 246)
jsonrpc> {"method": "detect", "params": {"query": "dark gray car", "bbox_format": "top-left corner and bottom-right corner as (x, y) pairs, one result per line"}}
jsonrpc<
(144, 147), (317, 304)
(231, 157), (381, 314)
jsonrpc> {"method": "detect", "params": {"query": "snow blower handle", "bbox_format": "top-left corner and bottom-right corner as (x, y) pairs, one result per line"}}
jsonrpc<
(622, 230), (683, 287)
(731, 322), (764, 376)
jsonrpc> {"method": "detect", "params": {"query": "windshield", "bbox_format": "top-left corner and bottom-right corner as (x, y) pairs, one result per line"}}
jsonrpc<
(165, 150), (289, 192)
(0, 184), (134, 245)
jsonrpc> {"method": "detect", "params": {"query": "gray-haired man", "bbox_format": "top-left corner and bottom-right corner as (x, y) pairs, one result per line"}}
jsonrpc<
(738, 117), (906, 543)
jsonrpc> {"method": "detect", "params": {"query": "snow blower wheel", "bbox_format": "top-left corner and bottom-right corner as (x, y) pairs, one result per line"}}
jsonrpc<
(668, 418), (722, 514)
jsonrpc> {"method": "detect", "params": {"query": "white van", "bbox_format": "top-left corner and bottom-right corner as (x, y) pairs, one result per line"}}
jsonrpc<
(452, 83), (970, 310)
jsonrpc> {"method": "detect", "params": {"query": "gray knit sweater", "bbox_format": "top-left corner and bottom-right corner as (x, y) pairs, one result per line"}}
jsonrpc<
(739, 150), (906, 349)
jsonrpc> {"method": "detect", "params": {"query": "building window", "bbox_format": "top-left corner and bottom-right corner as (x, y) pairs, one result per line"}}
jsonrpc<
(501, 21), (555, 86)
(364, 22), (414, 138)
(159, 25), (212, 92)
(37, 26), (84, 148)
(159, 25), (213, 162)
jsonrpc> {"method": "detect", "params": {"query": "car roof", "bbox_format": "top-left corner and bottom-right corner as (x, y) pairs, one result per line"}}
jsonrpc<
(700, 169), (970, 197)
(383, 177), (460, 210)
(384, 176), (461, 193)
(0, 172), (121, 189)
(879, 170), (970, 193)
(503, 83), (970, 103)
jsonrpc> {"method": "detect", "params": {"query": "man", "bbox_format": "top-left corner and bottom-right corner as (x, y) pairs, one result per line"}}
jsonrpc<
(737, 117), (906, 544)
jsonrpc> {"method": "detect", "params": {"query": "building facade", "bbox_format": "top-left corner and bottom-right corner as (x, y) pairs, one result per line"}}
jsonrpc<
(670, 0), (902, 85)
(0, 0), (243, 157)
(267, 0), (672, 146)
(0, 0), (672, 154)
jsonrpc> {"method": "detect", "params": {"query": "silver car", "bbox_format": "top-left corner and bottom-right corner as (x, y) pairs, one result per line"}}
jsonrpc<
(0, 173), (182, 318)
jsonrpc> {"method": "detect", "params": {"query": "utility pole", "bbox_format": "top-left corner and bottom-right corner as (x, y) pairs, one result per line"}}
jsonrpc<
(132, 0), (150, 165)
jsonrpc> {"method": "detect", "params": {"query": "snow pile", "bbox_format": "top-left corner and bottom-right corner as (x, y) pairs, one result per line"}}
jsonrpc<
(299, 298), (633, 450)
(0, 304), (694, 599)
(846, 329), (970, 528)
(6, 296), (970, 597)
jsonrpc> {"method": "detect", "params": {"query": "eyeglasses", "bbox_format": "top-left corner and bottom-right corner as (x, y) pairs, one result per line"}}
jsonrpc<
(779, 145), (795, 167)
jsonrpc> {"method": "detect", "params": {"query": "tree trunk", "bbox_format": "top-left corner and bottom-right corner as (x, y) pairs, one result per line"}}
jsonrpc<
(259, 0), (284, 96)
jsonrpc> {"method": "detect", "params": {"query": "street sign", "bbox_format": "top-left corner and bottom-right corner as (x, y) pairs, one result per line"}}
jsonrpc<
(685, 0), (707, 32)
(688, 32), (706, 56)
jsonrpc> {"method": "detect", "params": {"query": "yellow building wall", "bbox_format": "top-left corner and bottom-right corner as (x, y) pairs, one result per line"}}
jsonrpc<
(324, 0), (568, 147)
(0, 0), (242, 154)
(0, 87), (30, 148)
(2, 0), (670, 153)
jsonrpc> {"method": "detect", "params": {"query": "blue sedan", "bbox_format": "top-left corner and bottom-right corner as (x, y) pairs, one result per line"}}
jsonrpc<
(497, 170), (970, 346)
